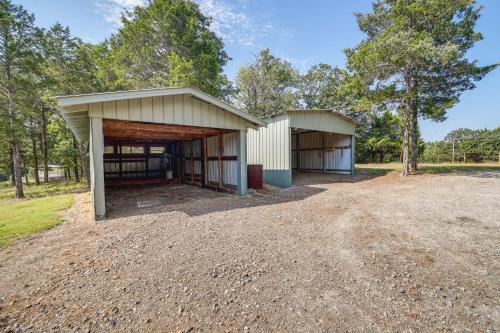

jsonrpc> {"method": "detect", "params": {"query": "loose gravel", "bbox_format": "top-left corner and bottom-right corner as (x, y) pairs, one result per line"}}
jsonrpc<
(0, 172), (499, 332)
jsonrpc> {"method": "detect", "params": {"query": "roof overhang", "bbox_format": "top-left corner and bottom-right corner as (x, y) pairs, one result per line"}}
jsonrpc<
(56, 87), (267, 142)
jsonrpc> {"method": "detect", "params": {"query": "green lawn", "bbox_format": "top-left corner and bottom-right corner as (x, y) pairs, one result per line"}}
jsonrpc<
(0, 195), (74, 248)
(0, 179), (87, 200)
(356, 162), (500, 175)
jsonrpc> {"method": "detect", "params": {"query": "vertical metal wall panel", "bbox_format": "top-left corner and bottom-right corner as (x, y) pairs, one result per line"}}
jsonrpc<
(207, 135), (220, 184)
(222, 132), (238, 185)
(90, 94), (251, 131)
(222, 132), (238, 156)
(247, 114), (292, 187)
(300, 150), (322, 170)
(288, 110), (356, 135)
(300, 132), (323, 149)
(223, 161), (238, 185)
(208, 161), (219, 183)
(247, 114), (290, 170)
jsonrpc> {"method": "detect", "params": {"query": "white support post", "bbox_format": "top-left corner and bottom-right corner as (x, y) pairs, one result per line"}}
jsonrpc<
(351, 134), (356, 175)
(237, 129), (248, 195)
(90, 117), (106, 220)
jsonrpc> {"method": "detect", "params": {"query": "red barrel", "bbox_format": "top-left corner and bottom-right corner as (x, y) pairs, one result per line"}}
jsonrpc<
(247, 164), (263, 189)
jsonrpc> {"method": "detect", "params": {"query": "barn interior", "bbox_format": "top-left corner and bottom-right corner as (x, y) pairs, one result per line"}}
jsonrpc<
(102, 119), (240, 192)
(291, 128), (353, 174)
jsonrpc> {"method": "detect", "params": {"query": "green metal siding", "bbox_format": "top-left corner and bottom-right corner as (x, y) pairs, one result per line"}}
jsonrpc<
(263, 170), (292, 188)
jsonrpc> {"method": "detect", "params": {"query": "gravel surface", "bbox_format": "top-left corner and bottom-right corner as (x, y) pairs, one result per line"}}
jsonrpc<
(0, 172), (499, 332)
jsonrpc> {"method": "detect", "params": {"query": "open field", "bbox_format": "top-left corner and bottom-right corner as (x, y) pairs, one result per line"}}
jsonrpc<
(0, 170), (499, 332)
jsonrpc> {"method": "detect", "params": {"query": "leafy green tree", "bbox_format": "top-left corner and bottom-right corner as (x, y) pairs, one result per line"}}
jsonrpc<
(0, 0), (40, 198)
(235, 49), (300, 118)
(103, 0), (231, 98)
(356, 111), (402, 163)
(299, 64), (349, 110)
(346, 0), (496, 176)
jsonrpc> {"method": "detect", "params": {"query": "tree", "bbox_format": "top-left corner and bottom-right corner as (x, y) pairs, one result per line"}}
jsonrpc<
(0, 0), (40, 198)
(346, 0), (496, 176)
(299, 64), (351, 110)
(356, 111), (402, 163)
(103, 0), (231, 98)
(235, 49), (300, 118)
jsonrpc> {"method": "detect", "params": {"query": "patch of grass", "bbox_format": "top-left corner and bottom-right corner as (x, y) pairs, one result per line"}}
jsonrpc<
(356, 162), (500, 175)
(0, 180), (87, 200)
(0, 195), (74, 248)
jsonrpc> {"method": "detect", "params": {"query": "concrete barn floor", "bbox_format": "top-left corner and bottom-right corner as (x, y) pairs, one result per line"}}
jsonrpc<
(0, 171), (499, 332)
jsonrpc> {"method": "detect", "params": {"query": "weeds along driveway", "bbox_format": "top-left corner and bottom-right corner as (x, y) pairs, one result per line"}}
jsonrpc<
(0, 172), (499, 332)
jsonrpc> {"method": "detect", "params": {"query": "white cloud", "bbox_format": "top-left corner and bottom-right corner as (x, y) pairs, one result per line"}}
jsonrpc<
(95, 0), (146, 27)
(95, 0), (279, 48)
(195, 0), (275, 47)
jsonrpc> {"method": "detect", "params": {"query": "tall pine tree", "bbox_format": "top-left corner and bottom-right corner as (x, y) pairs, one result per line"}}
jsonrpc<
(346, 0), (496, 175)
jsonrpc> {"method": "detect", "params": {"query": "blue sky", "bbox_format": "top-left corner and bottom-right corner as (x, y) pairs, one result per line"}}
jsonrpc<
(14, 0), (500, 141)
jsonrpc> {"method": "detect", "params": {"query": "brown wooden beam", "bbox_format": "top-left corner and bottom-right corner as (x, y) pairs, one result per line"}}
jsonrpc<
(102, 119), (226, 137)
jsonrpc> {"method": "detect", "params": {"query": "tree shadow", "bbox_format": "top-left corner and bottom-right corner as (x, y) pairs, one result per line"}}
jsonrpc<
(103, 172), (381, 220)
(292, 171), (388, 186)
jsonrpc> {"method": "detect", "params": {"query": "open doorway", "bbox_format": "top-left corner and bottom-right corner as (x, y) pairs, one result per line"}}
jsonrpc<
(102, 119), (240, 194)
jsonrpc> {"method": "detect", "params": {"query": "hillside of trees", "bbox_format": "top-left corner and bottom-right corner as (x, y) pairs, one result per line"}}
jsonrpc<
(0, 0), (497, 198)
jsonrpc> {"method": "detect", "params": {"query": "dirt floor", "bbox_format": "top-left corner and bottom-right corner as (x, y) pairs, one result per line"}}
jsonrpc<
(0, 171), (499, 332)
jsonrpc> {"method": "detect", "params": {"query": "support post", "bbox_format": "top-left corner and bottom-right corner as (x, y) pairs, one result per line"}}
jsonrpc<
(351, 134), (356, 175)
(237, 130), (248, 195)
(90, 117), (106, 220)
(322, 132), (326, 172)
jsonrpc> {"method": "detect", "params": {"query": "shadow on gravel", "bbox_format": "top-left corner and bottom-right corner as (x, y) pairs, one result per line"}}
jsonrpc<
(292, 171), (385, 186)
(104, 173), (381, 220)
(445, 170), (500, 179)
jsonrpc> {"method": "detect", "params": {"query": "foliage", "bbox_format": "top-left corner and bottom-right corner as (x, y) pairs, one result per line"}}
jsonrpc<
(355, 111), (402, 163)
(299, 64), (350, 110)
(102, 0), (232, 98)
(345, 0), (496, 175)
(421, 127), (500, 163)
(0, 194), (73, 247)
(235, 49), (300, 118)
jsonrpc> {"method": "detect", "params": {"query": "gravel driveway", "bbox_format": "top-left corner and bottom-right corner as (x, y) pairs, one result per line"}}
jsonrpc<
(0, 172), (499, 332)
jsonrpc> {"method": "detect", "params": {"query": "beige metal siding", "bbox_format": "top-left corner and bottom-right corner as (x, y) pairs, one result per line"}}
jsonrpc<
(247, 114), (290, 170)
(288, 110), (355, 135)
(87, 94), (252, 130)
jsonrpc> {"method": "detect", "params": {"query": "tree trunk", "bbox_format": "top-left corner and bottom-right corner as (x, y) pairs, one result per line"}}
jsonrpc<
(11, 141), (24, 198)
(410, 101), (418, 173)
(402, 110), (410, 177)
(402, 67), (415, 177)
(72, 136), (80, 183)
(6, 84), (24, 197)
(9, 148), (15, 186)
(79, 142), (91, 186)
(39, 105), (49, 183)
(30, 117), (40, 185)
